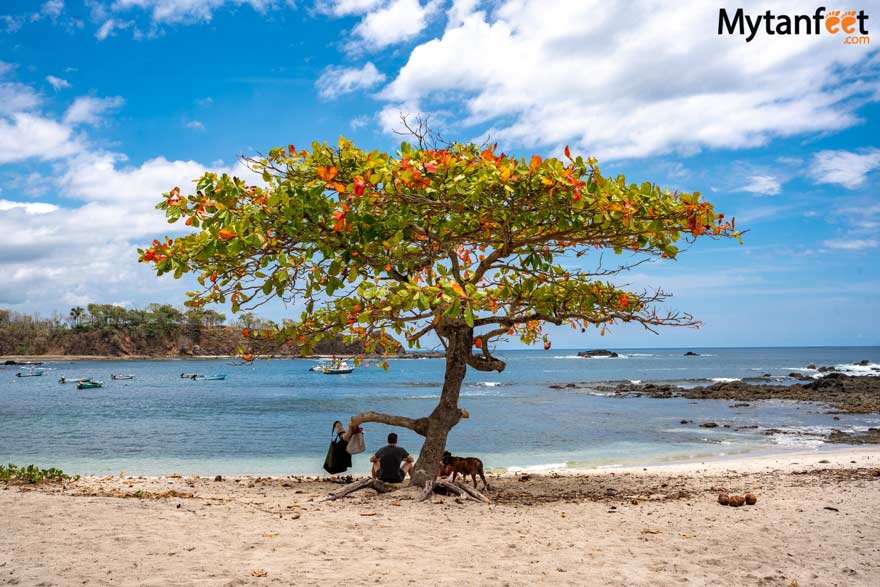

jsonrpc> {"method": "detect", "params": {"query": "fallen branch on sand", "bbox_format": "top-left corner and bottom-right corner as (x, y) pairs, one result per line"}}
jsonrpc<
(322, 478), (400, 501)
(418, 480), (491, 504)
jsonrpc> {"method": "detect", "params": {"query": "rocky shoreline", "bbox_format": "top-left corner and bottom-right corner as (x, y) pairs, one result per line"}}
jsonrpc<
(551, 372), (880, 414)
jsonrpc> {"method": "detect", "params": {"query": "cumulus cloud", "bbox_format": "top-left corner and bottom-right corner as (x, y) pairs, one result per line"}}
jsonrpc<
(376, 0), (880, 160)
(823, 238), (879, 251)
(0, 82), (42, 115)
(63, 96), (125, 126)
(809, 149), (880, 189)
(349, 0), (440, 51)
(316, 62), (386, 99)
(46, 75), (71, 91)
(109, 0), (278, 24)
(738, 175), (781, 196)
(0, 113), (80, 163)
(0, 199), (59, 215)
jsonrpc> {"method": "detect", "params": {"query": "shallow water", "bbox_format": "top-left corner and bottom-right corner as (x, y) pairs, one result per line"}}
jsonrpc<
(1, 347), (878, 476)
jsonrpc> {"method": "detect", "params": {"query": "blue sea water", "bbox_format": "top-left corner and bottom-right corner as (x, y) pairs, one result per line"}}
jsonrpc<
(1, 347), (878, 476)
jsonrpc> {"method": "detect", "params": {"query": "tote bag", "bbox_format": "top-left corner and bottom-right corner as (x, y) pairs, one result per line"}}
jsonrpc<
(346, 427), (365, 455)
(322, 421), (352, 474)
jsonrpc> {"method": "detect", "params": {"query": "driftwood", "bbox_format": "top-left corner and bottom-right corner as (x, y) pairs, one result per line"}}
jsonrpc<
(417, 479), (491, 504)
(322, 478), (401, 501)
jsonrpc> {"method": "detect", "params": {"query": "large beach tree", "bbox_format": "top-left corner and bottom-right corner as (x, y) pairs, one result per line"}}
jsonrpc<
(140, 130), (739, 485)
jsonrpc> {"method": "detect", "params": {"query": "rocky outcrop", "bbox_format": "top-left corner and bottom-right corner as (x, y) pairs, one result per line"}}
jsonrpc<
(577, 349), (619, 358)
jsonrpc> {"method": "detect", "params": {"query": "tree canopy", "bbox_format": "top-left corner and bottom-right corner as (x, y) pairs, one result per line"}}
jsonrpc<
(140, 133), (740, 483)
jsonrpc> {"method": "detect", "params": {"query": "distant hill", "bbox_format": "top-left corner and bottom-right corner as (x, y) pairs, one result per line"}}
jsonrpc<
(0, 305), (404, 358)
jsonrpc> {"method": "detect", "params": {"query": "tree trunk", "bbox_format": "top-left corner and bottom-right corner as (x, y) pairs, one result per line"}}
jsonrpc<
(410, 325), (471, 485)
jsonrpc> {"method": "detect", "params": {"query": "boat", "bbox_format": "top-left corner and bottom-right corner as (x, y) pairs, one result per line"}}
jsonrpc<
(16, 369), (45, 377)
(308, 363), (328, 372)
(192, 374), (226, 381)
(77, 380), (104, 389)
(322, 359), (353, 375)
(111, 374), (135, 380)
(59, 376), (92, 384)
(180, 373), (198, 378)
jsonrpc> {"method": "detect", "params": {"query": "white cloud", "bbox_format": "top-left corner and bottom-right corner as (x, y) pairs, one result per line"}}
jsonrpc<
(316, 62), (386, 99)
(0, 113), (80, 164)
(63, 96), (125, 126)
(46, 75), (71, 91)
(0, 82), (41, 115)
(809, 149), (880, 189)
(319, 0), (384, 16)
(823, 238), (879, 251)
(37, 1), (65, 20)
(0, 199), (59, 215)
(350, 114), (370, 129)
(185, 120), (205, 130)
(95, 18), (133, 40)
(378, 0), (880, 160)
(738, 175), (781, 196)
(349, 0), (440, 51)
(110, 0), (278, 24)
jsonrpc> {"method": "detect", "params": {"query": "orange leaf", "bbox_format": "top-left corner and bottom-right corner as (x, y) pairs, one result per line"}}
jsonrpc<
(529, 155), (542, 172)
(450, 281), (467, 298)
(317, 166), (338, 182)
(564, 145), (572, 159)
(218, 229), (236, 240)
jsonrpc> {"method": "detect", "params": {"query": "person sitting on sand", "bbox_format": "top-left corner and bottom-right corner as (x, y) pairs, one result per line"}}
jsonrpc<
(370, 433), (413, 483)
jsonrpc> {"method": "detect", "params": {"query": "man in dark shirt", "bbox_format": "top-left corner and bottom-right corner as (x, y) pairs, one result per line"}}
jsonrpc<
(370, 433), (414, 483)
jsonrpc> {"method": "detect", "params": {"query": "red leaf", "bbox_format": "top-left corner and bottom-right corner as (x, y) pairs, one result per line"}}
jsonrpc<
(353, 177), (366, 196)
(564, 145), (572, 159)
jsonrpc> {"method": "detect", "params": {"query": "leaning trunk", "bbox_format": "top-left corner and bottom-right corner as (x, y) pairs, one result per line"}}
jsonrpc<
(410, 325), (471, 485)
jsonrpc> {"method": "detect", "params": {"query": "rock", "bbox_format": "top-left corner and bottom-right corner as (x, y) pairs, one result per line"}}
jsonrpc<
(789, 372), (813, 381)
(214, 475), (223, 482)
(519, 474), (530, 482)
(744, 493), (757, 505)
(857, 360), (870, 366)
(701, 422), (719, 428)
(818, 366), (836, 373)
(577, 349), (619, 358)
(718, 493), (730, 505)
(728, 495), (745, 507)
(684, 351), (700, 356)
(731, 403), (750, 408)
(807, 364), (817, 370)
(680, 419), (693, 424)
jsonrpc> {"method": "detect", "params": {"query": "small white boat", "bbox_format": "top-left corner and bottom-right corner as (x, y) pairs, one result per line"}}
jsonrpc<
(192, 374), (227, 381)
(322, 359), (353, 375)
(16, 369), (45, 377)
(111, 374), (135, 380)
(59, 376), (92, 384)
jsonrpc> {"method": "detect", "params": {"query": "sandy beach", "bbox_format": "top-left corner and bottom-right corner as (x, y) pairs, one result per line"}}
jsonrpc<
(3, 448), (879, 587)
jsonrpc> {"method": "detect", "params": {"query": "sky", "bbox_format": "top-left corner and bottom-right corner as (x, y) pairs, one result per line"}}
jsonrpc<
(0, 0), (878, 349)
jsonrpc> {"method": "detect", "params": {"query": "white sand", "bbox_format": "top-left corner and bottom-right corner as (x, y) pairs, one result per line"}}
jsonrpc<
(3, 448), (879, 586)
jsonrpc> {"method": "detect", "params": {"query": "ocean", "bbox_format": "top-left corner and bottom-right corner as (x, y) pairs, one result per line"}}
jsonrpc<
(1, 347), (878, 476)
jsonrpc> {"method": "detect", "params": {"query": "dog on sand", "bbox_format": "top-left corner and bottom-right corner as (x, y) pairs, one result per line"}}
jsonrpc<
(442, 451), (490, 490)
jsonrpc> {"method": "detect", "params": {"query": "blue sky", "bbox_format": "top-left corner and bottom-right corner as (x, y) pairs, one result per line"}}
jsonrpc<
(0, 0), (878, 348)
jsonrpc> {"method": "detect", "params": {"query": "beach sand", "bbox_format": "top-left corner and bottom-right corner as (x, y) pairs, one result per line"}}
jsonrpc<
(3, 448), (879, 586)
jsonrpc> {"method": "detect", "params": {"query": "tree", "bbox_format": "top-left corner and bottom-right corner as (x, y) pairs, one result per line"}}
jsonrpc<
(68, 307), (84, 328)
(140, 133), (739, 484)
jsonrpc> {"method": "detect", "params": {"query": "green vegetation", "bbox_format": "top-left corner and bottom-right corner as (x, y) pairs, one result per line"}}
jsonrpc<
(0, 463), (79, 484)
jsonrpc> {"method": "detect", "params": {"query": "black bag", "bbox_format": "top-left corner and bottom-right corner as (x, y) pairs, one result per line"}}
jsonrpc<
(323, 421), (352, 474)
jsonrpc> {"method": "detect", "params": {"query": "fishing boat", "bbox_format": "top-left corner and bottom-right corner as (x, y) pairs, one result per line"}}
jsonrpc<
(111, 374), (135, 380)
(59, 376), (92, 384)
(192, 374), (226, 381)
(180, 372), (198, 378)
(77, 380), (104, 389)
(16, 368), (45, 377)
(322, 359), (353, 375)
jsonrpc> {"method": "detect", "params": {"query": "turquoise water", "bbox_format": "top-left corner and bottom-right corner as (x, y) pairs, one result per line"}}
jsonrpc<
(1, 347), (878, 476)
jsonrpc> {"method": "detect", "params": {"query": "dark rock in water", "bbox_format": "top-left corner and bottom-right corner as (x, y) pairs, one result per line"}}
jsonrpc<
(731, 403), (750, 408)
(825, 428), (880, 445)
(701, 422), (719, 428)
(680, 419), (693, 424)
(818, 365), (836, 373)
(684, 351), (700, 356)
(550, 383), (579, 390)
(577, 349), (619, 358)
(762, 373), (772, 378)
(857, 360), (870, 366)
(807, 364), (817, 370)
(789, 372), (814, 381)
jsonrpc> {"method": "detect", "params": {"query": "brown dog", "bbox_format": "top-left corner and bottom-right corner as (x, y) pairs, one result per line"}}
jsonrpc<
(442, 452), (489, 490)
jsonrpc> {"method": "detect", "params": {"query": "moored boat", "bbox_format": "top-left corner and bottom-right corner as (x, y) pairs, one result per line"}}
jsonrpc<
(16, 369), (45, 377)
(111, 374), (135, 380)
(59, 376), (92, 384)
(192, 374), (226, 381)
(322, 359), (353, 375)
(180, 373), (198, 378)
(77, 380), (104, 389)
